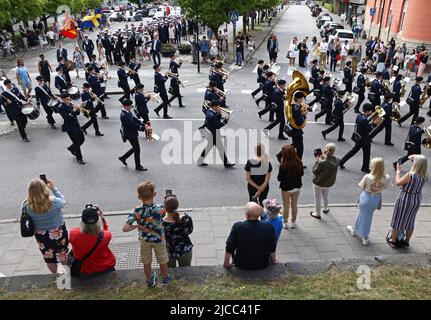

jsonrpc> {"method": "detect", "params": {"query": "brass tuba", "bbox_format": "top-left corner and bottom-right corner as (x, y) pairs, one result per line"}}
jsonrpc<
(285, 70), (310, 130)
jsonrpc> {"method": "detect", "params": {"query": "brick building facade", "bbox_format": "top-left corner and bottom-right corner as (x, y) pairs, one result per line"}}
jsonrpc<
(364, 0), (431, 47)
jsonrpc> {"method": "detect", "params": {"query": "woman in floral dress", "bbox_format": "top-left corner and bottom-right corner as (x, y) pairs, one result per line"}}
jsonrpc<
(72, 45), (85, 78)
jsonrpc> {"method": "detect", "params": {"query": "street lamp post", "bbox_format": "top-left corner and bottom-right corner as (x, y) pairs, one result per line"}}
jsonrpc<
(377, 0), (386, 40)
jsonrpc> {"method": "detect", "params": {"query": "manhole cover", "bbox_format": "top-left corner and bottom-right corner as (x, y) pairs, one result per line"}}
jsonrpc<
(110, 241), (159, 270)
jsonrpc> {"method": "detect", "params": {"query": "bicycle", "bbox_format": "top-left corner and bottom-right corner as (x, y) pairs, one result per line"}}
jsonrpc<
(0, 44), (25, 61)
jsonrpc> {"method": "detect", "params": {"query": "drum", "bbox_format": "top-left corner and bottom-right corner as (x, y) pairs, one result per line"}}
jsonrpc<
(21, 103), (40, 120)
(48, 98), (61, 113)
(65, 60), (76, 71)
(68, 86), (81, 100)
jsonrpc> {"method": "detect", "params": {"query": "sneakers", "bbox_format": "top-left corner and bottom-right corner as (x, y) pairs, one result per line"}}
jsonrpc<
(147, 271), (157, 288)
(161, 274), (173, 286)
(362, 238), (369, 246)
(346, 225), (356, 236)
(283, 222), (289, 229)
(290, 221), (296, 229)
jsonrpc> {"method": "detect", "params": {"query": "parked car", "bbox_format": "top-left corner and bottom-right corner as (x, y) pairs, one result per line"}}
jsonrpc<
(320, 22), (344, 38)
(109, 12), (124, 22)
(328, 29), (355, 54)
(316, 15), (333, 28)
(148, 8), (157, 17)
(154, 7), (165, 18)
(138, 8), (151, 17)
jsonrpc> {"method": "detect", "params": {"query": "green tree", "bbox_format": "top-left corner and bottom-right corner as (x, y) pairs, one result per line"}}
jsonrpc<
(0, 0), (13, 29)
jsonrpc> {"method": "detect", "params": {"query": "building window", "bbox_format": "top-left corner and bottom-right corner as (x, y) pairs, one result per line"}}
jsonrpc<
(399, 0), (408, 32)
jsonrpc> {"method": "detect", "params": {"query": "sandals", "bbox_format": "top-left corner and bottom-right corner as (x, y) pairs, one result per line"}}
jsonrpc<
(386, 237), (398, 248)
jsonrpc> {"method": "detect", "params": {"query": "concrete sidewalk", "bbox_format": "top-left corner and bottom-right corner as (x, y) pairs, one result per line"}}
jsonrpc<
(1, 204), (430, 277)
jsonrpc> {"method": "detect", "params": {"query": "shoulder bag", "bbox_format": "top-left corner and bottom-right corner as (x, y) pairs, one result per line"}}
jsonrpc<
(20, 201), (34, 237)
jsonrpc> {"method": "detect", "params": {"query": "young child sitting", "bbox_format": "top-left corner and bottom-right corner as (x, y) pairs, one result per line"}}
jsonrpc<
(261, 199), (284, 242)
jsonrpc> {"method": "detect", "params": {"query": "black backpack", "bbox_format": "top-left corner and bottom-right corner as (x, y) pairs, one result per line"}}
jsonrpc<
(20, 201), (35, 237)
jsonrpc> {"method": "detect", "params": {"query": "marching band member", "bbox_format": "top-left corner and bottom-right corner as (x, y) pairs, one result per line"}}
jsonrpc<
(205, 82), (221, 102)
(310, 59), (319, 90)
(370, 72), (383, 109)
(289, 91), (307, 160)
(58, 93), (86, 164)
(398, 77), (423, 126)
(257, 71), (276, 122)
(251, 60), (266, 99)
(354, 67), (367, 113)
(153, 64), (172, 119)
(118, 98), (148, 171)
(2, 79), (30, 142)
(322, 90), (346, 142)
(264, 79), (288, 140)
(393, 116), (425, 168)
(168, 55), (185, 108)
(80, 83), (103, 137)
(254, 64), (270, 106)
(88, 66), (109, 119)
(343, 61), (353, 93)
(392, 74), (403, 103)
(58, 57), (71, 85)
(54, 67), (69, 94)
(35, 76), (56, 129)
(196, 99), (235, 168)
(314, 76), (333, 125)
(369, 93), (393, 146)
(117, 61), (131, 103)
(134, 84), (150, 123)
(339, 103), (374, 173)
(209, 62), (228, 108)
(308, 69), (325, 108)
(128, 55), (142, 87)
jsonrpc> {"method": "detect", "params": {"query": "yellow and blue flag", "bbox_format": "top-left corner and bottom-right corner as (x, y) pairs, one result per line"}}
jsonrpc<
(80, 9), (102, 29)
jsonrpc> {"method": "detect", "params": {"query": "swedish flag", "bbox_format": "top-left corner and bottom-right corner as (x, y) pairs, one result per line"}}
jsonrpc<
(80, 9), (102, 29)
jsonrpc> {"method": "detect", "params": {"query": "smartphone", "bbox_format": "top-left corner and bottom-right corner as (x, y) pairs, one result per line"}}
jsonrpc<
(165, 189), (173, 196)
(39, 174), (47, 184)
(314, 148), (322, 157)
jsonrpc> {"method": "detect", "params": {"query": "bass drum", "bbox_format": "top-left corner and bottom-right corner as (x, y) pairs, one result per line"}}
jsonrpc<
(48, 98), (61, 113)
(67, 86), (81, 100)
(21, 103), (40, 120)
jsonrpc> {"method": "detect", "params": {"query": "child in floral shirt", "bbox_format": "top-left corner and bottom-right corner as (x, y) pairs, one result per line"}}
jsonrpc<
(123, 181), (172, 287)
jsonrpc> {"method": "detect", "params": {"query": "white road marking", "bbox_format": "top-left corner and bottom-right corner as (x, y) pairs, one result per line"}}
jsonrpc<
(241, 90), (253, 94)
(197, 88), (206, 93)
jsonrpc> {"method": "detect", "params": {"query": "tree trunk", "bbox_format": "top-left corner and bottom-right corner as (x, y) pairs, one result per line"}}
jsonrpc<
(42, 16), (48, 31)
(242, 15), (246, 34)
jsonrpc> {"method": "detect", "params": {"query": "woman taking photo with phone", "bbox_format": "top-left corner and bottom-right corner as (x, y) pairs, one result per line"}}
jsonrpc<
(387, 155), (428, 248)
(346, 158), (391, 245)
(24, 178), (69, 274)
(244, 143), (272, 205)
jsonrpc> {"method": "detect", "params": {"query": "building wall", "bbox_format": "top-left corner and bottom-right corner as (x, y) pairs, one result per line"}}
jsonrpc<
(365, 0), (431, 47)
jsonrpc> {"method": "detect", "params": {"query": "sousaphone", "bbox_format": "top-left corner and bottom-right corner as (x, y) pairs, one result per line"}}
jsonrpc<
(285, 70), (310, 130)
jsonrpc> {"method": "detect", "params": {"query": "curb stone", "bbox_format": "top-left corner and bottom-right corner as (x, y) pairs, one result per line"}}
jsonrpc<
(0, 121), (17, 137)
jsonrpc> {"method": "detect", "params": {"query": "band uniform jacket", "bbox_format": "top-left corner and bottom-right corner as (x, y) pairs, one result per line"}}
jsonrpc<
(344, 67), (352, 84)
(90, 61), (101, 73)
(257, 67), (266, 84)
(58, 102), (81, 133)
(392, 79), (402, 102)
(355, 113), (372, 144)
(169, 60), (182, 74)
(356, 74), (366, 93)
(81, 91), (96, 113)
(154, 72), (168, 98)
(120, 109), (144, 141)
(410, 84), (422, 104)
(35, 84), (53, 106)
(117, 67), (129, 88)
(263, 79), (275, 99)
(135, 92), (150, 120)
(370, 79), (382, 97)
(321, 83), (334, 108)
(272, 86), (285, 113)
(209, 72), (225, 91)
(290, 103), (306, 134)
(204, 89), (219, 102)
(381, 102), (393, 123)
(311, 65), (319, 81)
(88, 74), (104, 97)
(59, 63), (71, 84)
(332, 97), (344, 122)
(55, 75), (69, 93)
(82, 39), (94, 55)
(407, 124), (424, 154)
(56, 48), (68, 62)
(2, 87), (26, 116)
(129, 61), (141, 73)
(205, 108), (228, 137)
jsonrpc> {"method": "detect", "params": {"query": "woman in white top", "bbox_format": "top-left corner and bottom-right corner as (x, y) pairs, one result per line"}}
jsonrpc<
(169, 25), (176, 44)
(347, 158), (391, 245)
(209, 35), (219, 58)
(288, 37), (298, 67)
(97, 43), (109, 72)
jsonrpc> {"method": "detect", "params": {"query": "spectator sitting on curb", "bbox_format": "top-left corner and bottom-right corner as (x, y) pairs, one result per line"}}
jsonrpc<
(224, 202), (277, 270)
(69, 204), (116, 278)
(122, 181), (172, 287)
(261, 199), (283, 242)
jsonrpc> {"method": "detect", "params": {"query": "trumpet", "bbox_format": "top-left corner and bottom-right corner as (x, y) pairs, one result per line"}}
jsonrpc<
(89, 91), (105, 105)
(127, 68), (138, 75)
(144, 91), (161, 103)
(218, 106), (233, 120)
(214, 88), (230, 98)
(422, 125), (431, 149)
(73, 102), (91, 117)
(210, 67), (230, 77)
(367, 105), (386, 125)
(419, 83), (430, 107)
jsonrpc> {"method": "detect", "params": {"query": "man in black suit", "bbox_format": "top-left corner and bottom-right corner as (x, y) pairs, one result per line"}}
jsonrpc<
(339, 103), (373, 173)
(56, 42), (68, 63)
(102, 32), (113, 65)
(82, 35), (95, 62)
(398, 77), (423, 126)
(88, 66), (108, 119)
(264, 79), (288, 140)
(80, 83), (103, 137)
(369, 72), (383, 109)
(153, 64), (171, 119)
(2, 79), (30, 142)
(146, 35), (161, 66)
(392, 74), (403, 103)
(128, 56), (141, 88)
(343, 61), (353, 93)
(134, 84), (150, 123)
(257, 72), (276, 122)
(118, 99), (147, 171)
(394, 116), (425, 168)
(58, 93), (86, 164)
(54, 67), (69, 94)
(322, 90), (346, 142)
(196, 99), (235, 168)
(35, 76), (56, 129)
(315, 76), (334, 125)
(370, 93), (394, 146)
(58, 57), (71, 84)
(117, 61), (131, 102)
(354, 68), (367, 113)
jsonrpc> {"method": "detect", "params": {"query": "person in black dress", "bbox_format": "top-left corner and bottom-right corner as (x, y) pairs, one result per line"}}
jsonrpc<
(298, 41), (308, 68)
(38, 54), (52, 89)
(244, 143), (272, 205)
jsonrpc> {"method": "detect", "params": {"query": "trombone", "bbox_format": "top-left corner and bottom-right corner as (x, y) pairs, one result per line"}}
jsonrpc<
(219, 106), (233, 120)
(214, 87), (230, 98)
(89, 91), (105, 105)
(166, 71), (187, 88)
(73, 102), (91, 117)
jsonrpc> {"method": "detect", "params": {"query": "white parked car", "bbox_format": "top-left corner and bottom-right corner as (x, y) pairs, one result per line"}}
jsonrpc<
(154, 8), (165, 18)
(328, 29), (355, 54)
(148, 8), (157, 17)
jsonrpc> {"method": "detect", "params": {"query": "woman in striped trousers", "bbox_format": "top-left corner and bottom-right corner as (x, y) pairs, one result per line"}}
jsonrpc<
(388, 155), (428, 248)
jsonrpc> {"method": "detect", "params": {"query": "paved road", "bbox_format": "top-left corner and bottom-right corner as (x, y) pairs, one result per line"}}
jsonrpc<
(0, 4), (430, 219)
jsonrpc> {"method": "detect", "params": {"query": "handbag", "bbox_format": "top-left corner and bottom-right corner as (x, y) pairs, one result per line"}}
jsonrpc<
(270, 102), (278, 112)
(20, 201), (34, 238)
(336, 54), (341, 61)
(342, 77), (349, 84)
(67, 231), (104, 278)
(367, 92), (376, 102)
(120, 127), (126, 143)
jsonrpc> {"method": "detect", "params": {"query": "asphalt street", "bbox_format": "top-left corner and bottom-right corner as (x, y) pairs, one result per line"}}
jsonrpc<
(0, 4), (430, 219)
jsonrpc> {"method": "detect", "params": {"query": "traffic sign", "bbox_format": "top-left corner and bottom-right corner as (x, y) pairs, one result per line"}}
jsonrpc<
(229, 10), (239, 22)
(370, 8), (376, 17)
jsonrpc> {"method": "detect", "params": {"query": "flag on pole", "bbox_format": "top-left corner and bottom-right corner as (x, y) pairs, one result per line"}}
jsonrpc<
(80, 9), (102, 29)
(60, 14), (78, 39)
